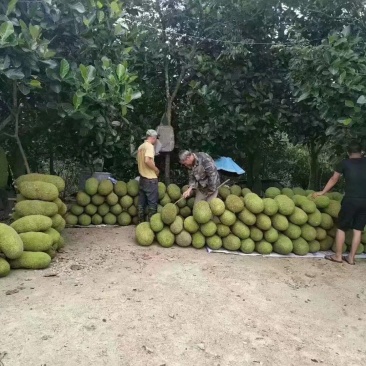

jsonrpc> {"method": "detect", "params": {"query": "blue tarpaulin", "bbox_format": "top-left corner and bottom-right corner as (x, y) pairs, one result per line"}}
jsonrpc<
(215, 157), (245, 175)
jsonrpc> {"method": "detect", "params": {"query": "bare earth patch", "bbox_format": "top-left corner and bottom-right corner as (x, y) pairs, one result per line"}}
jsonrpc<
(1, 227), (366, 366)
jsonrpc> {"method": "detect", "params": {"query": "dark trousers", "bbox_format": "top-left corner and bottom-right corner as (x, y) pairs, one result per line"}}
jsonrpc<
(138, 177), (159, 222)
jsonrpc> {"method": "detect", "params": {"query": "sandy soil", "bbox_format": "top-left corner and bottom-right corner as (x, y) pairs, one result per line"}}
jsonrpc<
(1, 226), (366, 366)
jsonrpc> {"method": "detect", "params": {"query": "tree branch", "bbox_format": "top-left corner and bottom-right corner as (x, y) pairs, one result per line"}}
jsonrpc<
(0, 115), (12, 132)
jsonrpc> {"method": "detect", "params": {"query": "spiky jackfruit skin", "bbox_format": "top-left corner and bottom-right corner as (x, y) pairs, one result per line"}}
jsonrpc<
(161, 203), (178, 225)
(309, 240), (320, 253)
(206, 235), (223, 250)
(118, 212), (131, 226)
(0, 223), (24, 259)
(114, 181), (127, 197)
(193, 201), (212, 224)
(289, 207), (308, 226)
(15, 200), (58, 217)
(223, 234), (241, 251)
(292, 187), (306, 196)
(53, 198), (64, 211)
(320, 213), (334, 230)
(250, 227), (263, 242)
(256, 214), (272, 231)
(271, 214), (289, 231)
(300, 199), (317, 214)
(308, 210), (322, 227)
(292, 238), (309, 256)
(0, 258), (10, 277)
(8, 252), (51, 269)
(135, 222), (155, 246)
(84, 204), (98, 216)
(167, 184), (181, 201)
(219, 186), (230, 200)
(97, 203), (110, 216)
(238, 208), (256, 226)
(71, 204), (84, 216)
(230, 185), (242, 196)
(192, 232), (206, 249)
(106, 192), (119, 206)
(323, 200), (341, 218)
(187, 197), (195, 209)
(58, 203), (67, 216)
(92, 214), (103, 225)
(209, 198), (226, 216)
(160, 194), (171, 206)
(225, 194), (244, 213)
(84, 177), (99, 195)
(103, 213), (117, 225)
(220, 210), (236, 226)
(264, 227), (279, 243)
(97, 179), (113, 196)
(177, 198), (187, 208)
(78, 214), (92, 226)
(293, 195), (308, 206)
(120, 195), (133, 209)
(262, 198), (279, 216)
(255, 241), (273, 255)
(51, 214), (65, 229)
(315, 227), (327, 241)
(265, 187), (281, 199)
(16, 173), (65, 192)
(65, 214), (78, 225)
(284, 223), (302, 240)
(216, 224), (231, 238)
(176, 230), (192, 247)
(110, 204), (123, 216)
(76, 191), (91, 207)
(274, 195), (295, 216)
(158, 182), (167, 200)
(11, 215), (52, 233)
(127, 180), (139, 197)
(150, 213), (164, 233)
(312, 196), (330, 209)
(170, 216), (184, 235)
(319, 236), (334, 251)
(91, 194), (105, 206)
(301, 224), (317, 241)
(281, 188), (294, 198)
(184, 216), (199, 234)
(240, 238), (255, 254)
(241, 188), (252, 197)
(200, 221), (217, 237)
(19, 181), (59, 202)
(127, 205), (138, 217)
(156, 228), (175, 248)
(273, 235), (293, 255)
(179, 206), (192, 218)
(231, 221), (250, 239)
(19, 232), (53, 252)
(244, 193), (264, 214)
(44, 228), (61, 245)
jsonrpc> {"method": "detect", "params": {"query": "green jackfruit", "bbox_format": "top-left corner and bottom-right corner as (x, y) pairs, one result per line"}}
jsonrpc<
(19, 232), (53, 252)
(320, 213), (334, 230)
(157, 227), (175, 247)
(289, 207), (308, 226)
(76, 191), (91, 206)
(192, 232), (206, 249)
(217, 224), (230, 238)
(19, 181), (59, 202)
(98, 179), (113, 196)
(293, 195), (308, 206)
(177, 198), (187, 208)
(305, 190), (315, 196)
(187, 197), (195, 209)
(323, 200), (341, 218)
(9, 251), (51, 269)
(117, 212), (131, 226)
(274, 195), (295, 215)
(183, 216), (199, 234)
(292, 187), (306, 196)
(127, 205), (137, 217)
(299, 199), (316, 214)
(309, 240), (320, 253)
(114, 181), (127, 196)
(262, 198), (279, 216)
(97, 203), (110, 216)
(127, 180), (139, 197)
(329, 192), (343, 201)
(230, 185), (242, 196)
(150, 213), (164, 233)
(225, 194), (244, 213)
(16, 173), (65, 192)
(103, 213), (117, 225)
(161, 203), (178, 225)
(271, 213), (289, 231)
(220, 210), (236, 226)
(240, 238), (255, 253)
(176, 230), (192, 247)
(238, 208), (256, 226)
(120, 195), (133, 209)
(65, 213), (78, 225)
(135, 222), (154, 246)
(231, 221), (250, 239)
(265, 187), (281, 199)
(106, 192), (119, 206)
(44, 228), (60, 244)
(0, 258), (10, 277)
(250, 227), (263, 242)
(58, 202), (67, 216)
(256, 240), (273, 255)
(57, 236), (65, 250)
(53, 198), (63, 211)
(206, 235), (222, 250)
(244, 193), (264, 214)
(284, 223), (302, 240)
(223, 234), (241, 251)
(11, 215), (52, 233)
(273, 235), (293, 255)
(170, 216), (184, 235)
(158, 182), (166, 200)
(315, 227), (327, 241)
(15, 200), (58, 218)
(110, 204), (123, 215)
(0, 223), (23, 259)
(209, 198), (226, 216)
(92, 214), (103, 225)
(301, 224), (317, 241)
(52, 215), (66, 232)
(71, 204), (84, 216)
(219, 186), (230, 200)
(85, 177), (99, 195)
(167, 184), (181, 201)
(160, 194), (171, 206)
(327, 226), (338, 238)
(308, 210), (322, 227)
(78, 214), (92, 226)
(281, 187), (294, 198)
(241, 188), (252, 197)
(256, 213), (272, 231)
(319, 236), (334, 251)
(264, 227), (279, 243)
(201, 220), (217, 237)
(193, 201), (212, 224)
(179, 206), (192, 218)
(91, 194), (105, 206)
(292, 237), (309, 256)
(312, 196), (330, 209)
(84, 204), (97, 216)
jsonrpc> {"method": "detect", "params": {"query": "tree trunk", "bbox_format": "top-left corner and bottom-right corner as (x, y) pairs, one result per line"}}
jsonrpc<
(308, 141), (320, 190)
(49, 146), (55, 175)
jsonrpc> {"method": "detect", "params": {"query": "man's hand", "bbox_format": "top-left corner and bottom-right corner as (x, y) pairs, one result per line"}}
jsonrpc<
(183, 187), (193, 199)
(312, 191), (324, 198)
(155, 167), (160, 176)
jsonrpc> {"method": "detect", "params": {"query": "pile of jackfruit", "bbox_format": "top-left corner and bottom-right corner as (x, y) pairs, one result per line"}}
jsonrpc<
(0, 174), (67, 277)
(135, 185), (366, 255)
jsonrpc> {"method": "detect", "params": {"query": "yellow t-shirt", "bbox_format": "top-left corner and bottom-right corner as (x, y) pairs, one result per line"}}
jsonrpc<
(137, 141), (157, 179)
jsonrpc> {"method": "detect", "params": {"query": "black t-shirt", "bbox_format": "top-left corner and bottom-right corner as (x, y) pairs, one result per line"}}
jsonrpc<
(335, 158), (366, 199)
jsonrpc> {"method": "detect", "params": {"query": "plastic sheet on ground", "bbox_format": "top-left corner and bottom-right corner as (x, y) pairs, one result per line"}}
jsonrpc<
(206, 246), (366, 259)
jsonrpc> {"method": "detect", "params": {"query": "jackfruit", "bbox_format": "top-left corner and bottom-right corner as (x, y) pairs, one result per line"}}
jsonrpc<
(225, 194), (244, 213)
(92, 194), (105, 206)
(106, 192), (119, 206)
(273, 235), (293, 255)
(193, 201), (212, 224)
(292, 237), (309, 256)
(135, 222), (154, 246)
(16, 173), (65, 192)
(177, 198), (187, 208)
(217, 224), (230, 238)
(256, 213), (272, 231)
(319, 236), (334, 251)
(320, 213), (334, 230)
(311, 195), (330, 209)
(223, 234), (241, 251)
(110, 204), (123, 215)
(250, 227), (263, 242)
(262, 198), (279, 216)
(65, 213), (78, 225)
(308, 210), (322, 227)
(52, 214), (66, 231)
(78, 214), (92, 226)
(97, 179), (113, 196)
(114, 181), (127, 196)
(301, 224), (317, 241)
(11, 215), (52, 233)
(0, 258), (10, 277)
(158, 182), (166, 200)
(327, 226), (338, 238)
(309, 240), (320, 253)
(230, 185), (242, 196)
(240, 238), (255, 253)
(19, 232), (53, 252)
(176, 230), (192, 247)
(187, 197), (195, 209)
(179, 206), (191, 218)
(209, 198), (226, 216)
(132, 216), (139, 225)
(0, 223), (23, 259)
(117, 212), (131, 226)
(97, 203), (109, 216)
(284, 223), (302, 240)
(323, 200), (341, 218)
(192, 232), (206, 249)
(315, 227), (327, 241)
(44, 228), (60, 245)
(184, 216), (199, 234)
(170, 216), (184, 235)
(15, 200), (58, 217)
(292, 187), (306, 196)
(265, 187), (281, 199)
(264, 227), (279, 243)
(201, 220), (217, 237)
(85, 177), (99, 195)
(160, 194), (171, 206)
(293, 195), (307, 206)
(167, 184), (181, 201)
(329, 192), (343, 201)
(150, 213), (164, 233)
(220, 210), (236, 226)
(206, 235), (222, 250)
(8, 251), (51, 269)
(289, 207), (308, 226)
(305, 190), (315, 196)
(274, 195), (295, 215)
(238, 208), (256, 226)
(103, 213), (117, 225)
(58, 202), (67, 216)
(76, 191), (91, 206)
(219, 186), (230, 200)
(127, 205), (138, 217)
(332, 242), (346, 253)
(19, 181), (59, 202)
(161, 203), (178, 225)
(244, 193), (264, 214)
(232, 221), (250, 239)
(156, 227), (175, 247)
(120, 195), (133, 209)
(271, 214), (289, 231)
(281, 188), (294, 198)
(70, 204), (83, 216)
(127, 180), (139, 197)
(241, 188), (252, 197)
(256, 240), (273, 255)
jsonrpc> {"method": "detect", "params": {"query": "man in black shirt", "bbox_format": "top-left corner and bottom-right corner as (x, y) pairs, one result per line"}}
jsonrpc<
(314, 141), (366, 265)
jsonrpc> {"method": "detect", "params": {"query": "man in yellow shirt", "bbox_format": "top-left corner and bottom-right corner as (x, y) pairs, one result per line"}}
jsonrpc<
(137, 129), (160, 222)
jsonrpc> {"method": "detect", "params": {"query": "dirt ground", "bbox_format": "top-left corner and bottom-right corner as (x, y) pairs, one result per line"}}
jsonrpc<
(1, 227), (366, 366)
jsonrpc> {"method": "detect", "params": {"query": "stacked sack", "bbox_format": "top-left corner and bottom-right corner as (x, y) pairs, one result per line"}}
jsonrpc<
(135, 184), (366, 256)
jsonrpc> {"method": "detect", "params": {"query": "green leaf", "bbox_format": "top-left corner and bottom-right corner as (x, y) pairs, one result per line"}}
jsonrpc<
(6, 0), (18, 16)
(122, 105), (127, 116)
(0, 55), (10, 71)
(356, 95), (366, 105)
(29, 25), (41, 40)
(50, 83), (61, 93)
(18, 83), (30, 95)
(116, 64), (125, 80)
(60, 59), (70, 79)
(342, 25), (351, 37)
(86, 65), (96, 83)
(345, 100), (354, 108)
(110, 1), (120, 15)
(4, 68), (24, 80)
(29, 79), (41, 88)
(101, 56), (110, 70)
(297, 92), (309, 102)
(97, 1), (103, 9)
(131, 91), (142, 100)
(69, 2), (86, 13)
(0, 21), (15, 44)
(73, 93), (83, 110)
(96, 131), (104, 145)
(79, 64), (88, 81)
(338, 118), (352, 126)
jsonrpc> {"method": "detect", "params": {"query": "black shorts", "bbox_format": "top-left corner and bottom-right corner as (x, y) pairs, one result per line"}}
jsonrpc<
(338, 197), (366, 231)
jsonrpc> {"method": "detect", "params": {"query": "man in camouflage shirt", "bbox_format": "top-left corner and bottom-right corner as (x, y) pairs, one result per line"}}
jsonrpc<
(180, 150), (220, 203)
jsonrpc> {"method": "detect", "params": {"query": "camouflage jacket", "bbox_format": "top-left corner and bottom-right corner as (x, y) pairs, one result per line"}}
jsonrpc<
(188, 152), (220, 194)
